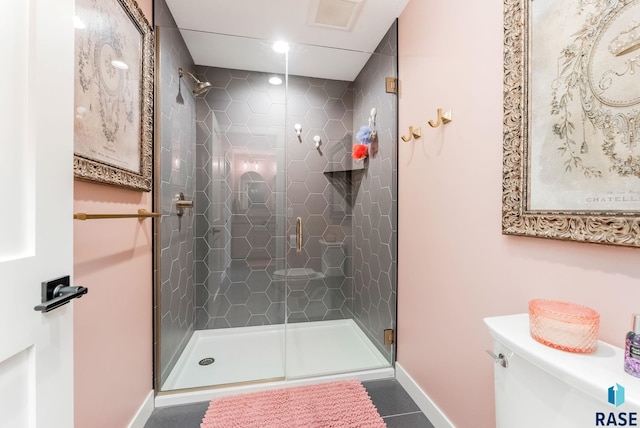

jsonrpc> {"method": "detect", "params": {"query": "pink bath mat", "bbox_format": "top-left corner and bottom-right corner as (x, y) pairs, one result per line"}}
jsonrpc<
(200, 380), (386, 428)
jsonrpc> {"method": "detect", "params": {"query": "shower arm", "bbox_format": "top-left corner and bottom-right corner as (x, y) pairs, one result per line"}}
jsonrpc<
(178, 67), (212, 96)
(179, 67), (198, 82)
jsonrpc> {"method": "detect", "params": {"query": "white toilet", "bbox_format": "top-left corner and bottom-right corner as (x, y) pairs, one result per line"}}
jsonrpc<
(485, 314), (640, 428)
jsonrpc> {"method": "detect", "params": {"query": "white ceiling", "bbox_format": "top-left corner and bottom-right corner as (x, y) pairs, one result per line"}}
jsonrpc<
(164, 0), (409, 81)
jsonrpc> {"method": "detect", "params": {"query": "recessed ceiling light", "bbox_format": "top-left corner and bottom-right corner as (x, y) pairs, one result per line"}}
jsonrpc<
(272, 41), (289, 54)
(269, 76), (283, 85)
(111, 60), (129, 70)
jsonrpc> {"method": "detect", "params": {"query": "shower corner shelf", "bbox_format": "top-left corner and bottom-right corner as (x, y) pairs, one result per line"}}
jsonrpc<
(323, 165), (365, 184)
(323, 165), (365, 218)
(323, 164), (365, 174)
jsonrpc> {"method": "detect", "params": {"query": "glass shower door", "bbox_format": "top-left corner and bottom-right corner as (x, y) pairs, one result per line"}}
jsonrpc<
(155, 18), (397, 392)
(284, 25), (398, 379)
(155, 28), (294, 391)
(196, 37), (291, 385)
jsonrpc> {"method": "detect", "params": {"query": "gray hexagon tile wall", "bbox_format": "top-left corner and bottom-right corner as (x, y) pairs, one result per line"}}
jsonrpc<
(158, 18), (398, 369)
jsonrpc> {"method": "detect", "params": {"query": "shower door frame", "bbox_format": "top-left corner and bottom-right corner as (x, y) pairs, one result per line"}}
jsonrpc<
(153, 24), (399, 394)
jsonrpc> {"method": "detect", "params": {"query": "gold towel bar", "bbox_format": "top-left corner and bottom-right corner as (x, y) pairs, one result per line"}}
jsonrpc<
(73, 209), (161, 221)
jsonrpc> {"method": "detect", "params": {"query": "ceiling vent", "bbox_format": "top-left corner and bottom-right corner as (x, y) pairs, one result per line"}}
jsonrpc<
(308, 0), (364, 31)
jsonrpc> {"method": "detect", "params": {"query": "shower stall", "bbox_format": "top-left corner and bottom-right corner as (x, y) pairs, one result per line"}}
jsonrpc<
(154, 1), (398, 401)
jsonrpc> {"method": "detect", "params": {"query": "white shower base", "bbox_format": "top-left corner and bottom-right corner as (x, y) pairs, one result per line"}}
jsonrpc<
(157, 319), (393, 406)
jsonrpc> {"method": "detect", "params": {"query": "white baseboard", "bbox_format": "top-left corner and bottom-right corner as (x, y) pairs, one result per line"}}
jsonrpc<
(395, 363), (456, 428)
(127, 390), (154, 428)
(135, 366), (452, 426)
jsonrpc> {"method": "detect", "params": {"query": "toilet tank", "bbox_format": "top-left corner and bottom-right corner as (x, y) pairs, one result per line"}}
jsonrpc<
(485, 314), (640, 428)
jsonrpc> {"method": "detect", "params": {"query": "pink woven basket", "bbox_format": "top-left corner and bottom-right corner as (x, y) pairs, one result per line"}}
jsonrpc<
(529, 299), (600, 353)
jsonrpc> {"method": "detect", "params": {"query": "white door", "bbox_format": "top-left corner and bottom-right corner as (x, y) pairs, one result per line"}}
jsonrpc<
(0, 0), (75, 427)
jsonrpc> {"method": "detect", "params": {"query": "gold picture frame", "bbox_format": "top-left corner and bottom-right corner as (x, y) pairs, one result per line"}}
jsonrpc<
(73, 0), (153, 191)
(502, 0), (640, 247)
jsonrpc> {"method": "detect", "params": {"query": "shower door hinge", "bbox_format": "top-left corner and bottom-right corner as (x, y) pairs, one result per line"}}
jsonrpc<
(384, 329), (395, 346)
(385, 77), (397, 94)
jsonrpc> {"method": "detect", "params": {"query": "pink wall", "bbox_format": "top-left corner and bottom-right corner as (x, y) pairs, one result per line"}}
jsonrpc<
(397, 1), (640, 427)
(73, 1), (153, 427)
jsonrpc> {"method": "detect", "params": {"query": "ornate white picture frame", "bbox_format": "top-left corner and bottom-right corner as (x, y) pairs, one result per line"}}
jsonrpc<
(503, 0), (640, 247)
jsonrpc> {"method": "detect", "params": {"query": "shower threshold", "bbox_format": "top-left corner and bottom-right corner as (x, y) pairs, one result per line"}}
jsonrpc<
(158, 319), (393, 406)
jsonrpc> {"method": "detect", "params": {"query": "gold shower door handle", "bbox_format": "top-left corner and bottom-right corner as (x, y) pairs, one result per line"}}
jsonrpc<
(296, 217), (303, 253)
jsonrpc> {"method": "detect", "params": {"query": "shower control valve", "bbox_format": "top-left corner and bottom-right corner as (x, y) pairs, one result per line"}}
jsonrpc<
(175, 192), (194, 217)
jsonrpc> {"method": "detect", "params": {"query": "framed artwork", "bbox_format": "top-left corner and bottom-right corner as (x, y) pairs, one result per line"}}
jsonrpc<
(73, 0), (153, 191)
(503, 0), (640, 247)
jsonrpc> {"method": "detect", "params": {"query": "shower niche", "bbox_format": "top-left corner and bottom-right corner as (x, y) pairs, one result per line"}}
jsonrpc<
(155, 2), (398, 396)
(323, 165), (365, 217)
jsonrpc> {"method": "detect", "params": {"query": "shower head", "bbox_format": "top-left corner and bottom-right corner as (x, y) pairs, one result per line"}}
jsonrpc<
(193, 80), (212, 96)
(178, 68), (212, 96)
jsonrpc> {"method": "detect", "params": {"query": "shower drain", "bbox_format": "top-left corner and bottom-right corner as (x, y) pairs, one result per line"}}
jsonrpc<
(199, 357), (215, 366)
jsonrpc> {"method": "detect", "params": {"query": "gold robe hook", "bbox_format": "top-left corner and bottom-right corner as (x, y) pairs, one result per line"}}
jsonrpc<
(401, 126), (422, 142)
(428, 108), (452, 128)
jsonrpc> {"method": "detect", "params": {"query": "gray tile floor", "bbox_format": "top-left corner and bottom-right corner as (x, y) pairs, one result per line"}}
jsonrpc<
(144, 379), (435, 428)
